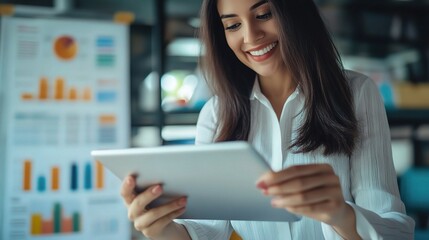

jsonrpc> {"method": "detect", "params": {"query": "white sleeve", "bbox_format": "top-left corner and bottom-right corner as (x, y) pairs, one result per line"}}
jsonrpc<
(177, 97), (233, 240)
(321, 76), (415, 239)
(194, 97), (218, 145)
(175, 220), (233, 240)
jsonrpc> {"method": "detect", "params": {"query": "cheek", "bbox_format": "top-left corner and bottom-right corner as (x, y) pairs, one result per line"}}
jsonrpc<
(226, 35), (242, 56)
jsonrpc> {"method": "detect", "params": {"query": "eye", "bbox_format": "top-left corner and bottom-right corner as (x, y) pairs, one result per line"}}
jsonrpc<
(225, 23), (241, 31)
(256, 11), (272, 20)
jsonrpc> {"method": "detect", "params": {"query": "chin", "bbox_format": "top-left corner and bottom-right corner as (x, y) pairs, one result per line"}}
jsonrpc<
(255, 69), (276, 78)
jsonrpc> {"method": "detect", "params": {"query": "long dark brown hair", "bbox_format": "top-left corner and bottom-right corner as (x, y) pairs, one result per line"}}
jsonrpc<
(199, 0), (358, 156)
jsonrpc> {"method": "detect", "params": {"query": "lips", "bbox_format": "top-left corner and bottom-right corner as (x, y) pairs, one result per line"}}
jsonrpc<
(246, 42), (278, 62)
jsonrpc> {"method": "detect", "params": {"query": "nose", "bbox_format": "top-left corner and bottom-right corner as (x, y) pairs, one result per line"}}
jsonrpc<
(243, 23), (264, 44)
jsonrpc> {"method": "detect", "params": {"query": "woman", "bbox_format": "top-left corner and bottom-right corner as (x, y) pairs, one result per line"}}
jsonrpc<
(121, 0), (415, 239)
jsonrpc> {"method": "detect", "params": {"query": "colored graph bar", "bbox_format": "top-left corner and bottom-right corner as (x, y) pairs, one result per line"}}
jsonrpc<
(96, 161), (104, 189)
(72, 212), (80, 232)
(97, 37), (114, 47)
(30, 214), (42, 235)
(51, 167), (60, 191)
(54, 77), (65, 100)
(21, 93), (34, 100)
(69, 87), (77, 100)
(37, 176), (46, 192)
(23, 160), (32, 191)
(84, 162), (92, 190)
(62, 217), (73, 233)
(71, 163), (78, 191)
(31, 203), (81, 236)
(39, 77), (49, 100)
(99, 115), (116, 124)
(42, 219), (53, 234)
(83, 87), (92, 101)
(53, 203), (62, 233)
(97, 91), (116, 103)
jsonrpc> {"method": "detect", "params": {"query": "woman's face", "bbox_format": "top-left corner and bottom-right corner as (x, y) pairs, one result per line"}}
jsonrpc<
(217, 0), (285, 78)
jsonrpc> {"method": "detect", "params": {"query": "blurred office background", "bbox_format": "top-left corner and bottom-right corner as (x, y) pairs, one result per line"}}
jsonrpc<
(0, 0), (428, 239)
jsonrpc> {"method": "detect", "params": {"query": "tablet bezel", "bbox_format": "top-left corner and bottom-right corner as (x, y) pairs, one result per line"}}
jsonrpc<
(91, 141), (301, 222)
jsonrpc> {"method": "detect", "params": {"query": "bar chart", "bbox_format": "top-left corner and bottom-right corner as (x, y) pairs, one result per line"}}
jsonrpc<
(22, 160), (105, 193)
(21, 77), (92, 102)
(30, 202), (81, 236)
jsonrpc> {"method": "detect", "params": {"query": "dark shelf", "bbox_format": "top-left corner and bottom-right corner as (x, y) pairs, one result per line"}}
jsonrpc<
(386, 108), (429, 126)
(164, 111), (200, 125)
(320, 1), (429, 14)
(132, 111), (200, 127)
(131, 111), (162, 127)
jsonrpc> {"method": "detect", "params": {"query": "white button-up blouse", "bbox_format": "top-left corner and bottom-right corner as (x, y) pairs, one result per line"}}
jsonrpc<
(177, 70), (415, 239)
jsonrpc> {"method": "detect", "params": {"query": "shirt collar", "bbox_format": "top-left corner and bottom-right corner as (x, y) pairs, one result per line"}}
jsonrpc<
(249, 75), (302, 103)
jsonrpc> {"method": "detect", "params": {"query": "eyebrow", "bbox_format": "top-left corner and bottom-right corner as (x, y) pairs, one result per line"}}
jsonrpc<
(220, 0), (268, 19)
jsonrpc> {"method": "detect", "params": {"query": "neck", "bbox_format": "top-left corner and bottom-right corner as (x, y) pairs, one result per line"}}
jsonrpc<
(258, 70), (297, 106)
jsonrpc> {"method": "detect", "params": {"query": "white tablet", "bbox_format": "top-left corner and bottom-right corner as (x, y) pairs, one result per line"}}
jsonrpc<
(91, 141), (301, 222)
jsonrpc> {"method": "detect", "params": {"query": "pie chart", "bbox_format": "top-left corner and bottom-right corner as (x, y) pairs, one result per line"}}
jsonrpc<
(54, 35), (78, 60)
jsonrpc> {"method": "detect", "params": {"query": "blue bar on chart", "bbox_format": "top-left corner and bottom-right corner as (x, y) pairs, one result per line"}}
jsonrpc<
(96, 36), (114, 47)
(96, 36), (115, 67)
(70, 163), (78, 191)
(37, 176), (46, 192)
(84, 162), (92, 190)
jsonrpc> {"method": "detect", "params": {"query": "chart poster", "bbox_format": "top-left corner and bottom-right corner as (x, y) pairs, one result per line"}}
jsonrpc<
(0, 17), (130, 240)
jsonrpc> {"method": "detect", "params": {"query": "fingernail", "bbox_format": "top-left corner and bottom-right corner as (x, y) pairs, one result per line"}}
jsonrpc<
(271, 199), (278, 207)
(152, 185), (162, 195)
(262, 189), (268, 195)
(256, 181), (267, 190)
(177, 197), (187, 206)
(126, 177), (132, 185)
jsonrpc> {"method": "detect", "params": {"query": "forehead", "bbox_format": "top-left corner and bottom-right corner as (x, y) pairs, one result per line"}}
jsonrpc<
(217, 0), (266, 14)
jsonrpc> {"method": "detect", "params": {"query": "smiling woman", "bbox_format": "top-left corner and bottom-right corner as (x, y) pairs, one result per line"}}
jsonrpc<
(119, 0), (415, 239)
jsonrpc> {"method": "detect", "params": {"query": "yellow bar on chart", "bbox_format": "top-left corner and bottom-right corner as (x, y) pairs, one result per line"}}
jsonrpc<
(30, 214), (42, 235)
(51, 167), (60, 191)
(96, 161), (104, 189)
(68, 87), (77, 100)
(54, 77), (65, 100)
(99, 115), (116, 124)
(21, 93), (34, 100)
(23, 160), (32, 191)
(39, 77), (49, 100)
(83, 87), (91, 101)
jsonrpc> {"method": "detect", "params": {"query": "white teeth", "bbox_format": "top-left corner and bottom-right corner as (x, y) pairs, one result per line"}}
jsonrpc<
(249, 42), (277, 56)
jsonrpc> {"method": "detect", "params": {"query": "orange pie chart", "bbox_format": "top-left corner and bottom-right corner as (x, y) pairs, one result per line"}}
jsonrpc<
(54, 35), (78, 60)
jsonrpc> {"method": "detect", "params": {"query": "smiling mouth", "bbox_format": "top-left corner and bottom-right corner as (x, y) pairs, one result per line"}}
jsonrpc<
(248, 42), (278, 56)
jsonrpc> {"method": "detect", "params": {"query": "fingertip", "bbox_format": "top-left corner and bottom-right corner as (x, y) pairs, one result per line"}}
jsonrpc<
(126, 176), (133, 185)
(256, 181), (268, 190)
(177, 197), (187, 207)
(151, 185), (163, 195)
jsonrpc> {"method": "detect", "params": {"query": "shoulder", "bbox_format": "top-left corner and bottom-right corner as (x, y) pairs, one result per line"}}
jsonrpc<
(198, 96), (219, 122)
(344, 69), (380, 101)
(195, 96), (220, 144)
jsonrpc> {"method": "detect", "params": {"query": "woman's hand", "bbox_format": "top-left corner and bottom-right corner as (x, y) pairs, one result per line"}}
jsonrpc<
(256, 164), (354, 227)
(120, 175), (190, 239)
